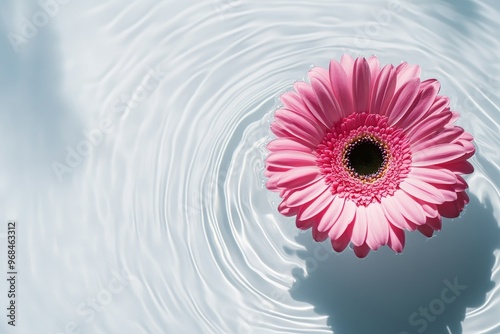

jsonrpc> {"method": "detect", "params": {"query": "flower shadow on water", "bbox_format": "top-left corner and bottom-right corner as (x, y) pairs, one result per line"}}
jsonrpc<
(287, 192), (499, 334)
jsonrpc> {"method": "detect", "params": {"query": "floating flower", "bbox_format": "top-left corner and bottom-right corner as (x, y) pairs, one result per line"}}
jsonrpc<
(265, 55), (475, 258)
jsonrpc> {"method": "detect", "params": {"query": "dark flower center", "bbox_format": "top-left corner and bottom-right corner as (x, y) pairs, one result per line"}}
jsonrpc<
(343, 136), (388, 181)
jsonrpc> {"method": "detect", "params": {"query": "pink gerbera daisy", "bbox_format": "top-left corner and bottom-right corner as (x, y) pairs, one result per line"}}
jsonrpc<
(265, 55), (475, 258)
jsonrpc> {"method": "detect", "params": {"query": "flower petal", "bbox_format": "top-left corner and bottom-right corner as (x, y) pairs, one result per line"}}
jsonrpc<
(426, 215), (442, 231)
(412, 144), (467, 166)
(331, 222), (354, 252)
(285, 178), (329, 207)
(280, 91), (316, 122)
(426, 95), (450, 118)
(351, 205), (368, 246)
(274, 108), (324, 145)
(295, 82), (332, 129)
(270, 122), (318, 148)
(393, 190), (427, 226)
(437, 199), (463, 218)
(407, 111), (453, 143)
(295, 214), (315, 230)
(328, 199), (356, 240)
(369, 64), (396, 116)
(277, 167), (322, 189)
(409, 167), (458, 184)
(329, 59), (354, 117)
(417, 224), (434, 237)
(310, 76), (343, 127)
(458, 137), (476, 156)
(399, 178), (445, 204)
(395, 79), (440, 130)
(437, 160), (474, 174)
(388, 224), (405, 253)
(381, 195), (413, 230)
(421, 202), (439, 218)
(353, 243), (371, 258)
(367, 55), (381, 87)
(395, 62), (421, 91)
(317, 195), (345, 232)
(433, 184), (458, 202)
(387, 78), (421, 126)
(308, 66), (329, 82)
(352, 57), (371, 113)
(264, 164), (291, 175)
(453, 175), (468, 192)
(340, 54), (355, 83)
(312, 227), (329, 242)
(267, 137), (313, 153)
(298, 188), (335, 221)
(265, 173), (281, 191)
(411, 126), (465, 152)
(269, 122), (290, 139)
(266, 151), (317, 169)
(365, 203), (389, 249)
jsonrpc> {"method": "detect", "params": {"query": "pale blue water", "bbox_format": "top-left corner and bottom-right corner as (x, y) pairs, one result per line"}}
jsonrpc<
(0, 0), (499, 333)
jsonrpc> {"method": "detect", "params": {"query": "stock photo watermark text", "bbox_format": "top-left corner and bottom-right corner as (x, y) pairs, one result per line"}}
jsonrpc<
(48, 268), (134, 334)
(400, 277), (467, 334)
(7, 0), (73, 53)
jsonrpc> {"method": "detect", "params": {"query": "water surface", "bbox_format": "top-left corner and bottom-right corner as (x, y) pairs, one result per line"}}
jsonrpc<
(0, 0), (499, 333)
